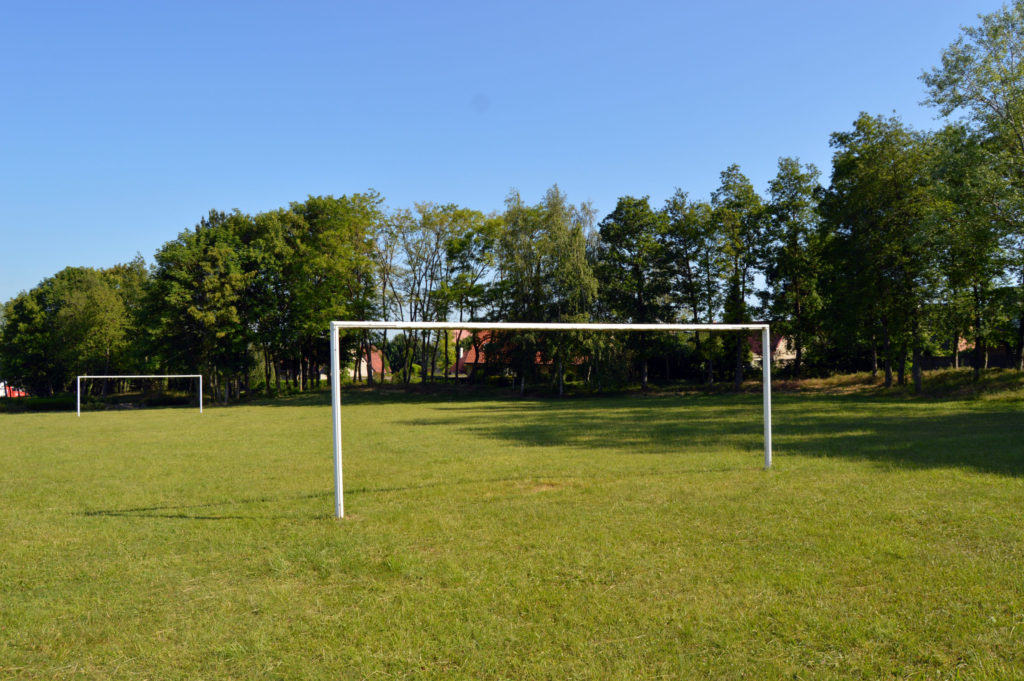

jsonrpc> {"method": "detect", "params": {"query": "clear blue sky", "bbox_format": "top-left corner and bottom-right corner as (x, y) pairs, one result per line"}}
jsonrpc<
(0, 0), (1002, 303)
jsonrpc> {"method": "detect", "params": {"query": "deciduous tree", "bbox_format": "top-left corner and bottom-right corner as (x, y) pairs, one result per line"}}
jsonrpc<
(764, 157), (823, 378)
(595, 195), (671, 389)
(923, 1), (1024, 368)
(711, 165), (767, 389)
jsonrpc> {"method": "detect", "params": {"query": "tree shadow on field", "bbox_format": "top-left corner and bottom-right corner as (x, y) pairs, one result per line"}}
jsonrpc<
(77, 477), (554, 521)
(774, 397), (1024, 476)
(77, 491), (335, 521)
(394, 394), (1024, 478)
(248, 385), (624, 408)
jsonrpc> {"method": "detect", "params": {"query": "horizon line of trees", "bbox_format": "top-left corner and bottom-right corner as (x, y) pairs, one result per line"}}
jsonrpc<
(4, 3), (1024, 400)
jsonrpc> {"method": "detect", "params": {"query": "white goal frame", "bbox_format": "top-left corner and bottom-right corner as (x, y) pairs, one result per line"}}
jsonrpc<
(330, 321), (773, 519)
(76, 374), (203, 416)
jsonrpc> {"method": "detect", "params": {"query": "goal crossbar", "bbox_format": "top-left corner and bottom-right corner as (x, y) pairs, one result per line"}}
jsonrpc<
(330, 321), (773, 519)
(76, 374), (203, 416)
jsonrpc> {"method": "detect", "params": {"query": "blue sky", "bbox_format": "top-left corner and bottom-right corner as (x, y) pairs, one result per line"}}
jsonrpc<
(0, 0), (1002, 303)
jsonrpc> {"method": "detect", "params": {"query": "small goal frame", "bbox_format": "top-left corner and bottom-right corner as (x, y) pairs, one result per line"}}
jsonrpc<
(76, 374), (204, 416)
(330, 321), (773, 519)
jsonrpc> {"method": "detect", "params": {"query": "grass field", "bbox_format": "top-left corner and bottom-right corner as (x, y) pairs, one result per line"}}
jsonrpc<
(2, 385), (1024, 679)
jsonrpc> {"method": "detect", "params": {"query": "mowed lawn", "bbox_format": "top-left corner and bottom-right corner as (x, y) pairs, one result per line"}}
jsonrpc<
(2, 390), (1023, 679)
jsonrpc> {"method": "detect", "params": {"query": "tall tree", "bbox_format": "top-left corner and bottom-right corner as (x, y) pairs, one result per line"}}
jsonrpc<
(494, 186), (597, 394)
(922, 1), (1024, 368)
(0, 267), (128, 396)
(764, 157), (823, 378)
(147, 210), (253, 403)
(103, 255), (151, 375)
(232, 208), (295, 393)
(819, 114), (939, 391)
(390, 203), (457, 382)
(595, 195), (671, 389)
(446, 212), (499, 324)
(711, 165), (767, 389)
(289, 194), (382, 388)
(930, 124), (1013, 379)
(663, 191), (723, 382)
(538, 187), (597, 395)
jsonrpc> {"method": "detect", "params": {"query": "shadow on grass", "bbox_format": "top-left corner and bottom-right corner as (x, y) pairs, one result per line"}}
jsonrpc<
(78, 491), (333, 521)
(75, 464), (756, 522)
(93, 392), (1023, 523)
(245, 384), (680, 408)
(774, 397), (1024, 476)
(392, 394), (1024, 477)
(75, 476), (570, 521)
(246, 385), (508, 408)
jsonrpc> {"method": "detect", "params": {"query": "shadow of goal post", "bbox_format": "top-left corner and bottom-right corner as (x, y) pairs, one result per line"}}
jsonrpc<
(330, 321), (773, 519)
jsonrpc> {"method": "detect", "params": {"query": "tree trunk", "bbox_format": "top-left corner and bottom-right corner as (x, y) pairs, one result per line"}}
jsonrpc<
(267, 352), (273, 392)
(912, 312), (922, 394)
(794, 336), (803, 379)
(431, 341), (440, 381)
(443, 331), (450, 383)
(364, 334), (374, 386)
(404, 342), (414, 384)
(421, 331), (429, 384)
(971, 286), (983, 381)
(732, 333), (744, 391)
(912, 349), (922, 394)
(882, 319), (892, 388)
(974, 326), (984, 383)
(692, 333), (704, 383)
(1015, 315), (1024, 371)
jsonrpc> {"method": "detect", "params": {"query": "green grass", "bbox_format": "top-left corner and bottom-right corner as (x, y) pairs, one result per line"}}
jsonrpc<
(2, 389), (1024, 679)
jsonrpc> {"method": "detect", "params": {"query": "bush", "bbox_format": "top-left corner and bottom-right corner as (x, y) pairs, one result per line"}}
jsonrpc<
(0, 395), (76, 413)
(141, 394), (194, 408)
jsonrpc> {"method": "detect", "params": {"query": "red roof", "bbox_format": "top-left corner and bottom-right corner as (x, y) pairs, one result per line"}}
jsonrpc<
(355, 347), (388, 375)
(452, 329), (490, 371)
(747, 334), (786, 357)
(450, 329), (582, 371)
(0, 382), (27, 398)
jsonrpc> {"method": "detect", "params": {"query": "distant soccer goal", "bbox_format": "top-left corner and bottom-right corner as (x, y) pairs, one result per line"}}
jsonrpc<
(329, 321), (774, 519)
(76, 374), (203, 416)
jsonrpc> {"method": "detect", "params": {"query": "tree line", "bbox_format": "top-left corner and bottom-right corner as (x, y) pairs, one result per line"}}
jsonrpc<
(3, 3), (1024, 400)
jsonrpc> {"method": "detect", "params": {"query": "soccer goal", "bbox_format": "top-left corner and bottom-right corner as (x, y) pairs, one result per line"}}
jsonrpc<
(76, 374), (204, 416)
(329, 321), (773, 519)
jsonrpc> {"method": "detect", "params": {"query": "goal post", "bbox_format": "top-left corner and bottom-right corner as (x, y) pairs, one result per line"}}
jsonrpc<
(76, 374), (204, 416)
(330, 321), (773, 519)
